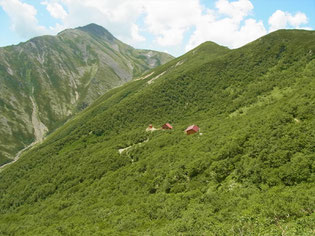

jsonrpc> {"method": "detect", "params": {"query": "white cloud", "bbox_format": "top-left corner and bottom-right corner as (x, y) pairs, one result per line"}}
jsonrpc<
(41, 1), (68, 20)
(185, 0), (266, 51)
(43, 0), (202, 47)
(49, 23), (66, 32)
(51, 0), (144, 44)
(141, 0), (202, 46)
(216, 0), (253, 22)
(0, 0), (47, 38)
(0, 0), (312, 55)
(185, 16), (267, 51)
(268, 10), (309, 32)
(236, 19), (267, 47)
(130, 23), (145, 43)
(288, 12), (308, 27)
(52, 0), (203, 47)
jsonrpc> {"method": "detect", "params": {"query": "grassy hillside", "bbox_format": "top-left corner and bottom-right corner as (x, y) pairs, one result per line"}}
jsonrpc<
(0, 30), (314, 235)
(0, 23), (173, 165)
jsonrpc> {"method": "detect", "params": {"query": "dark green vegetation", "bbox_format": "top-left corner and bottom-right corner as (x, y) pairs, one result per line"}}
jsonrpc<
(0, 30), (314, 235)
(0, 23), (173, 164)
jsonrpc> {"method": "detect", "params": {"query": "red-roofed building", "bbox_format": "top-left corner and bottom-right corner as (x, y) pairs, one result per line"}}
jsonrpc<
(185, 125), (199, 135)
(162, 123), (173, 130)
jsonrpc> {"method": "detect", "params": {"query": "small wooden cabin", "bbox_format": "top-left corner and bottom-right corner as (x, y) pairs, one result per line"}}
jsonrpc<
(162, 123), (173, 130)
(185, 125), (199, 135)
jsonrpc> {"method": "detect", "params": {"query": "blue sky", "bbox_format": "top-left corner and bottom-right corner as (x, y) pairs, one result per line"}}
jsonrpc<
(0, 0), (314, 56)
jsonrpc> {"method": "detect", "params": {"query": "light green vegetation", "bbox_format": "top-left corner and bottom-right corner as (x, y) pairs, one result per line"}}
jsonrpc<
(0, 29), (314, 235)
(0, 23), (173, 164)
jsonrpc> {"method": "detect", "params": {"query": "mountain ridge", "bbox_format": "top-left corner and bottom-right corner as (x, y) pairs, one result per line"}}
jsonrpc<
(0, 23), (174, 166)
(76, 23), (116, 41)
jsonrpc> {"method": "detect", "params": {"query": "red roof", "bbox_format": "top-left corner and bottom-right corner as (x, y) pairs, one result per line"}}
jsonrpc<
(185, 125), (199, 132)
(162, 123), (173, 129)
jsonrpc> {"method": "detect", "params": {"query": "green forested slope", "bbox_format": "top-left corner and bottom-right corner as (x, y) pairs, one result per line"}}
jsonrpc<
(0, 23), (173, 165)
(0, 30), (314, 235)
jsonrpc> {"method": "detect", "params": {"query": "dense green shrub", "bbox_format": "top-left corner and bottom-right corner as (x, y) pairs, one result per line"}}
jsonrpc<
(0, 30), (314, 235)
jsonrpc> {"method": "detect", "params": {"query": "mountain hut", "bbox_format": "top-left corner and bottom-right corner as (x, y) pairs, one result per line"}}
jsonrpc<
(185, 125), (199, 135)
(162, 123), (173, 129)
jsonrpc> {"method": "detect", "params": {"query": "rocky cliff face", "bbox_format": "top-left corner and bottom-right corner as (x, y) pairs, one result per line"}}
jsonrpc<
(0, 23), (174, 165)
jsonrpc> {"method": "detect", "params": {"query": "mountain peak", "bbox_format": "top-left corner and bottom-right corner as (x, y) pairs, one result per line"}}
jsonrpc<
(77, 23), (115, 41)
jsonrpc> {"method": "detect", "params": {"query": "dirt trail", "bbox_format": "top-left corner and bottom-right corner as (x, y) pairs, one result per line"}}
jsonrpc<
(118, 139), (149, 155)
(0, 140), (39, 172)
(147, 71), (166, 84)
(135, 71), (154, 81)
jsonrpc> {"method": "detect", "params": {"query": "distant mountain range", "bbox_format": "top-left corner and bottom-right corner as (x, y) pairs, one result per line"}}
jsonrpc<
(0, 29), (314, 234)
(0, 23), (173, 165)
